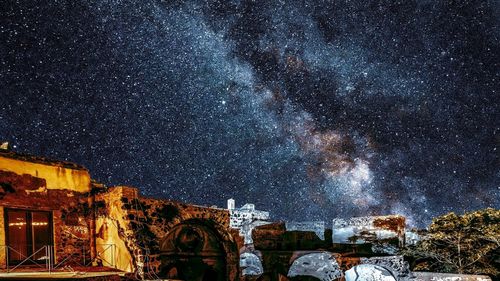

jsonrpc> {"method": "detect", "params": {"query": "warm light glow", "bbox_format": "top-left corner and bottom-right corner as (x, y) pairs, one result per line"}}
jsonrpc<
(0, 156), (91, 192)
(9, 222), (48, 226)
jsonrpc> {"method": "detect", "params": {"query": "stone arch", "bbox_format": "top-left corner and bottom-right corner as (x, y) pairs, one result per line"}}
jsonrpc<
(287, 252), (342, 281)
(159, 219), (238, 281)
(345, 264), (398, 281)
(356, 256), (411, 280)
(240, 251), (264, 276)
(256, 259), (290, 281)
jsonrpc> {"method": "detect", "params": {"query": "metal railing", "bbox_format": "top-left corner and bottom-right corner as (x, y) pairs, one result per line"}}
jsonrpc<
(0, 245), (52, 273)
(51, 249), (84, 271)
(0, 243), (116, 273)
(86, 244), (116, 268)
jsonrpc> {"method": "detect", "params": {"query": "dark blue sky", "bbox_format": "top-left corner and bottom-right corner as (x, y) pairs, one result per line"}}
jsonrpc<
(1, 0), (498, 226)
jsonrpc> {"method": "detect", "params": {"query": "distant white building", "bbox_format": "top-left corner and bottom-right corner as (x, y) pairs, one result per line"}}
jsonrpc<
(227, 199), (271, 244)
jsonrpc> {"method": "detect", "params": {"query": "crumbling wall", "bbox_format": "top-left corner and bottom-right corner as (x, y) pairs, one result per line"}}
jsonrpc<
(54, 195), (93, 267)
(332, 215), (406, 254)
(0, 170), (93, 268)
(0, 153), (91, 193)
(94, 187), (137, 272)
(135, 196), (240, 280)
(286, 221), (325, 240)
(0, 207), (5, 268)
(253, 222), (330, 251)
(229, 202), (271, 245)
(93, 186), (240, 280)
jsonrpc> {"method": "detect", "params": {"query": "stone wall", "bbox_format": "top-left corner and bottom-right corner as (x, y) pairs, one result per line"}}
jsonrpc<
(253, 222), (331, 252)
(332, 215), (406, 253)
(0, 150), (495, 281)
(229, 203), (270, 229)
(0, 170), (93, 268)
(93, 186), (241, 280)
(0, 164), (242, 278)
(250, 220), (415, 280)
(229, 201), (271, 245)
(0, 151), (91, 193)
(94, 187), (136, 272)
(285, 221), (325, 240)
(0, 207), (5, 268)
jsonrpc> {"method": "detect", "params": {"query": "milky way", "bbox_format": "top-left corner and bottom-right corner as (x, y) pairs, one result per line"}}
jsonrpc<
(1, 0), (498, 226)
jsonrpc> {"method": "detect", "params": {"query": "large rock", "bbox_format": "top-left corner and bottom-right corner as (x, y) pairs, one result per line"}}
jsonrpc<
(288, 252), (342, 281)
(240, 252), (263, 276)
(345, 264), (397, 281)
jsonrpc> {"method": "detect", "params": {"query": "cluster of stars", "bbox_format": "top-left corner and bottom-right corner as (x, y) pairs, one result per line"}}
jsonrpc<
(0, 0), (498, 227)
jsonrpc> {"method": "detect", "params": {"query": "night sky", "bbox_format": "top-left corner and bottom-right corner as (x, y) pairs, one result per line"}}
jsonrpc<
(1, 0), (498, 226)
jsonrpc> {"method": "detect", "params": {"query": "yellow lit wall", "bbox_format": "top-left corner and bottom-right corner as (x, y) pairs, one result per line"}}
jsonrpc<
(95, 217), (134, 272)
(0, 207), (5, 268)
(0, 156), (91, 193)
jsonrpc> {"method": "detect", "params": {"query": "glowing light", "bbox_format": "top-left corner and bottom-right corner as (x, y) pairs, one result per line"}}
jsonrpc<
(9, 222), (48, 226)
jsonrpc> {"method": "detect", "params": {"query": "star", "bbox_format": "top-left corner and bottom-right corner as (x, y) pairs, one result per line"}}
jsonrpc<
(0, 0), (498, 227)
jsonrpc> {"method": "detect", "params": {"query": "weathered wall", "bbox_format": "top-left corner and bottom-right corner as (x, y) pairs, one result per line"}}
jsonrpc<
(253, 222), (330, 252)
(228, 201), (271, 246)
(93, 186), (241, 280)
(251, 222), (328, 279)
(285, 221), (325, 241)
(0, 170), (93, 268)
(94, 187), (136, 272)
(332, 215), (406, 246)
(0, 154), (91, 193)
(251, 220), (415, 281)
(0, 151), (494, 281)
(0, 206), (5, 268)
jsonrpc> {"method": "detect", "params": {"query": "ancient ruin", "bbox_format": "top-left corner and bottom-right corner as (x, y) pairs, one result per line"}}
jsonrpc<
(0, 147), (493, 281)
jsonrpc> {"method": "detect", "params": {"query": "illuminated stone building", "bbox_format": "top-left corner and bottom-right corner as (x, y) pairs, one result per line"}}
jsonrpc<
(0, 145), (493, 281)
(0, 146), (240, 280)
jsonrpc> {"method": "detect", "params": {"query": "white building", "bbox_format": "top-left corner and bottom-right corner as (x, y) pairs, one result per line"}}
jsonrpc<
(227, 199), (271, 244)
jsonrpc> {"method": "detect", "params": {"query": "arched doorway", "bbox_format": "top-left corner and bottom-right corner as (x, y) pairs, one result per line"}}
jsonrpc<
(159, 221), (227, 281)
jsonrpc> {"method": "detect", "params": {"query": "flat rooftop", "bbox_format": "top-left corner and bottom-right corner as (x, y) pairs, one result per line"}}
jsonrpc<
(0, 150), (87, 170)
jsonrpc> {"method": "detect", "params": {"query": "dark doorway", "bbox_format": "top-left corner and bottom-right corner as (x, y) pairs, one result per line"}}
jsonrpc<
(160, 222), (227, 281)
(5, 209), (53, 265)
(202, 268), (219, 281)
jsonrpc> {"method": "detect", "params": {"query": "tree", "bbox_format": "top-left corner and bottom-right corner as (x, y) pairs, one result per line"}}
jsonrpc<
(404, 208), (500, 277)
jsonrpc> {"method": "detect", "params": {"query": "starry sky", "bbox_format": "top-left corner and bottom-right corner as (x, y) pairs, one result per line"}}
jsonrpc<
(1, 0), (498, 226)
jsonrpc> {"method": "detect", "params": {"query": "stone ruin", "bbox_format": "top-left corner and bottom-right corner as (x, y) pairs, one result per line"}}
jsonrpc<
(0, 148), (493, 281)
